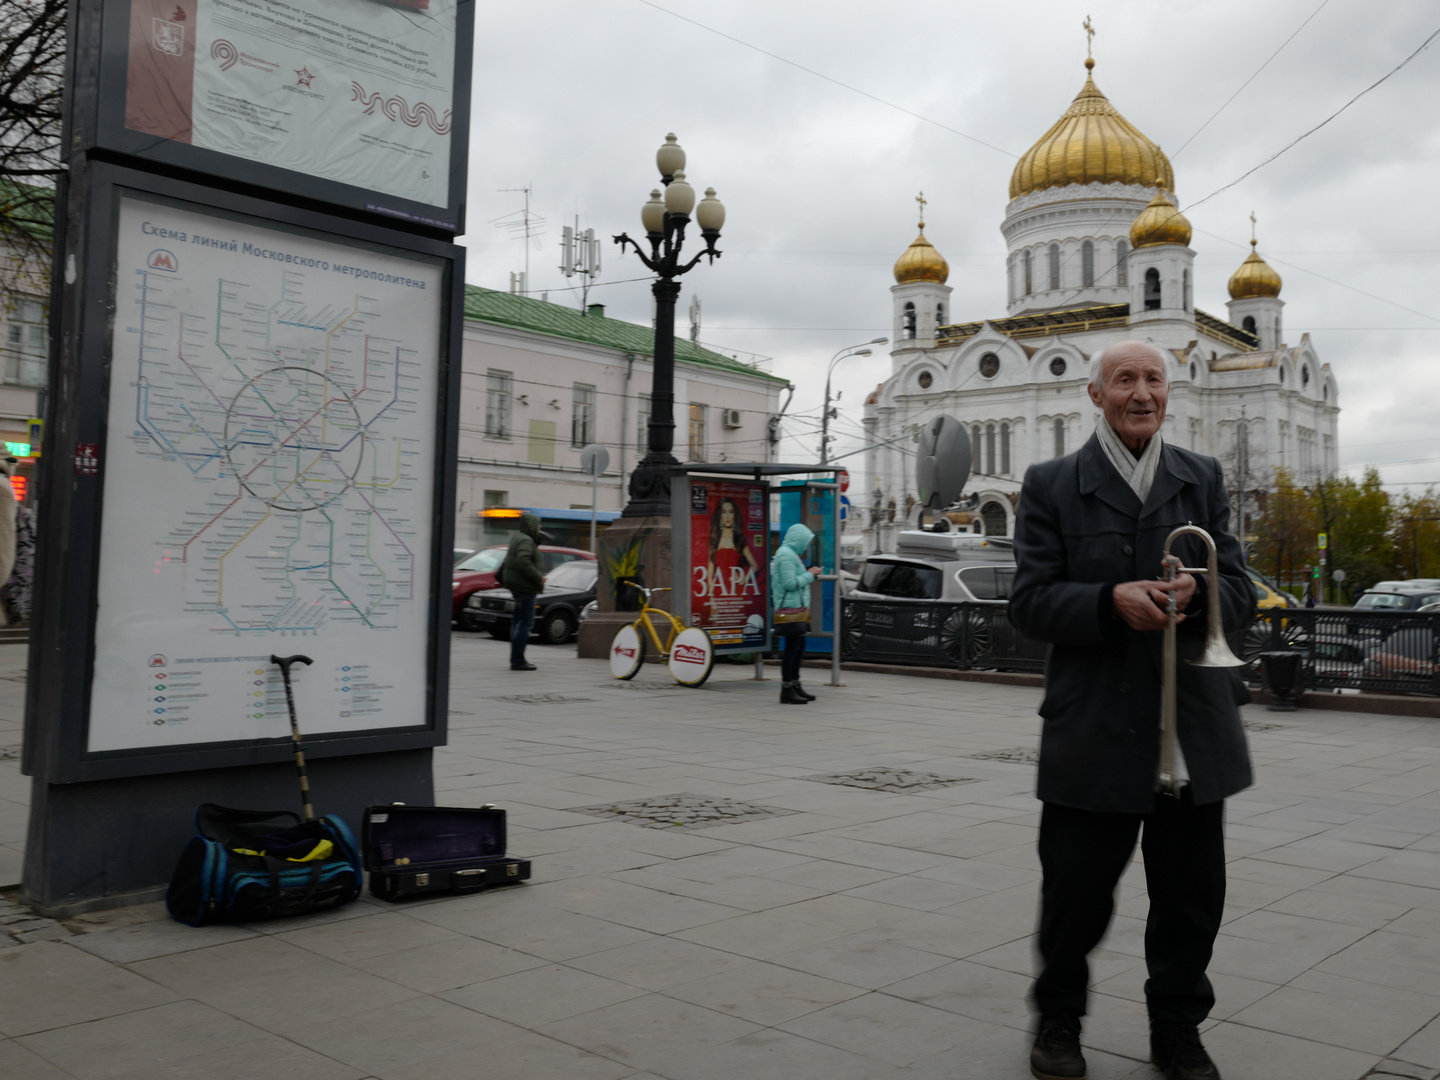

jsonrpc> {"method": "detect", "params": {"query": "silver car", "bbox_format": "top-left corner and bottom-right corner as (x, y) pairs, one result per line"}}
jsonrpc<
(849, 531), (1016, 605)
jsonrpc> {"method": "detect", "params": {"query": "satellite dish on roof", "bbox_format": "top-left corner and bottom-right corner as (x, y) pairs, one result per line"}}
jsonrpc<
(915, 415), (971, 510)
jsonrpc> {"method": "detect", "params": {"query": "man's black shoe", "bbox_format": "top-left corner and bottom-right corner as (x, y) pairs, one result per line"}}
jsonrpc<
(793, 682), (817, 701)
(1151, 1024), (1221, 1080)
(1030, 1011), (1086, 1080)
(510, 662), (536, 671)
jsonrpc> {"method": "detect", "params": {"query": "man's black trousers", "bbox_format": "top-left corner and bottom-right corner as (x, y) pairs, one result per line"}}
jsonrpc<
(1031, 789), (1226, 1027)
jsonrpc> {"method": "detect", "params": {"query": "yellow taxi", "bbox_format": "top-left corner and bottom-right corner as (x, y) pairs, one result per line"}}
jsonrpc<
(1245, 565), (1298, 609)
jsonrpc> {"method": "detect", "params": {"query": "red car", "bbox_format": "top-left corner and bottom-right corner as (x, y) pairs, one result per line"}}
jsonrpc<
(451, 544), (594, 623)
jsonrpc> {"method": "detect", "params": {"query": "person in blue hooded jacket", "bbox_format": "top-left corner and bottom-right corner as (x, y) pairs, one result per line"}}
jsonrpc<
(770, 522), (819, 704)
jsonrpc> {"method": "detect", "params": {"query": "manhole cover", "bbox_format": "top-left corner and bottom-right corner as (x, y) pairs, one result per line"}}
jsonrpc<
(497, 694), (595, 704)
(805, 768), (977, 792)
(967, 747), (1039, 765)
(573, 793), (795, 829)
(1243, 720), (1282, 732)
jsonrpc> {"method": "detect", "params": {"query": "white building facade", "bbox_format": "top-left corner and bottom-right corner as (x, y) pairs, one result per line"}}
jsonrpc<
(459, 287), (788, 551)
(864, 57), (1339, 553)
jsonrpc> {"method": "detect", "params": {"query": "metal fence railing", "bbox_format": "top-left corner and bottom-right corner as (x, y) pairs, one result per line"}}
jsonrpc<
(841, 600), (1440, 697)
(840, 599), (1049, 673)
(1248, 608), (1440, 697)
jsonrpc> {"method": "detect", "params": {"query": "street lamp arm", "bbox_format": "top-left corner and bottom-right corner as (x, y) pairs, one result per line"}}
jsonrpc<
(613, 233), (662, 273)
(677, 245), (721, 275)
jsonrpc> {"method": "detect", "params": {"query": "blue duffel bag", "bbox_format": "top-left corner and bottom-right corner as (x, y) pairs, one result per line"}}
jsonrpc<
(167, 803), (363, 926)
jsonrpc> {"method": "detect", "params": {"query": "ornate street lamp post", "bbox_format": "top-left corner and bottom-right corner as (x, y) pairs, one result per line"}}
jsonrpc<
(613, 133), (725, 517)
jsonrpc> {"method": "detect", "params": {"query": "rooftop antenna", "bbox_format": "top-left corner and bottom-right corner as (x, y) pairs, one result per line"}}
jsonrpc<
(688, 294), (701, 343)
(493, 185), (544, 296)
(559, 215), (603, 311)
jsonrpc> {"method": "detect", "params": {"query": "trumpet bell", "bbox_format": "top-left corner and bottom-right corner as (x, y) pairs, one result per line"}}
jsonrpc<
(1189, 638), (1246, 669)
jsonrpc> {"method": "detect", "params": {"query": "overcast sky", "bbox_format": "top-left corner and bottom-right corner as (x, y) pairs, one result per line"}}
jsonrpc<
(460, 0), (1440, 494)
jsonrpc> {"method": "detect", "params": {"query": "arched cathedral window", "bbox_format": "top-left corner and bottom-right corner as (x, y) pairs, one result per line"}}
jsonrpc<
(1053, 418), (1066, 458)
(1023, 250), (1033, 295)
(1115, 240), (1129, 286)
(903, 302), (916, 340)
(1081, 241), (1094, 288)
(1000, 422), (1011, 475)
(1144, 268), (1161, 311)
(985, 423), (996, 474)
(1242, 315), (1256, 335)
(1048, 244), (1060, 291)
(1183, 269), (1191, 312)
(936, 303), (945, 328)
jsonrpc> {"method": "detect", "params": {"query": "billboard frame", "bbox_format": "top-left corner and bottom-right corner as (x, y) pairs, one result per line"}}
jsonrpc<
(24, 160), (463, 785)
(78, 0), (474, 233)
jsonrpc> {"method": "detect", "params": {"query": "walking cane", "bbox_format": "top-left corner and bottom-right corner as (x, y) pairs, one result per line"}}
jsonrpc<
(271, 654), (315, 821)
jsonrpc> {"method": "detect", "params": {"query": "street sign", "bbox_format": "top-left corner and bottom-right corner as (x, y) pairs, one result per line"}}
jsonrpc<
(838, 469), (850, 493)
(1332, 568), (1347, 583)
(1318, 533), (1328, 550)
(840, 495), (851, 521)
(580, 445), (610, 476)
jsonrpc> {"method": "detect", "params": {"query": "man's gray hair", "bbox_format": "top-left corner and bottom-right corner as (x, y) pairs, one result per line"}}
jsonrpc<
(1089, 340), (1171, 392)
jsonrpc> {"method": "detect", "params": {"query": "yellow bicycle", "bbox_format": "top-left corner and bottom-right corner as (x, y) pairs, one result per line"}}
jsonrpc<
(609, 586), (715, 687)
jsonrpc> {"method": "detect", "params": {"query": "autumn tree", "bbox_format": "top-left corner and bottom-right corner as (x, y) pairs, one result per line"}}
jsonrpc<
(1252, 467), (1314, 592)
(1393, 489), (1440, 581)
(0, 0), (63, 294)
(1312, 468), (1395, 599)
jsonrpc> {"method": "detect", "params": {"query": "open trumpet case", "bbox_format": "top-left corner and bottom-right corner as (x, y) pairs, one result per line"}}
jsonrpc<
(362, 804), (532, 901)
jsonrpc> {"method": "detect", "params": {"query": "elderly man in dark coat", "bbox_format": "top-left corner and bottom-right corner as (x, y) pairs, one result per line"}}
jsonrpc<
(1010, 340), (1253, 1080)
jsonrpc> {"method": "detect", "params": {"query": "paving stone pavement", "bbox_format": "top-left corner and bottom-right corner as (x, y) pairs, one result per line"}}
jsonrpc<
(3, 636), (1440, 1078)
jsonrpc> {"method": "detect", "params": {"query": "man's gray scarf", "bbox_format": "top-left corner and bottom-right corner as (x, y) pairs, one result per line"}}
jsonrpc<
(1095, 418), (1164, 503)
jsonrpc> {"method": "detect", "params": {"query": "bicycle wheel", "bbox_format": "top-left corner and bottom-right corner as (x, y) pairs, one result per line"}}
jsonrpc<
(668, 627), (715, 687)
(609, 623), (646, 679)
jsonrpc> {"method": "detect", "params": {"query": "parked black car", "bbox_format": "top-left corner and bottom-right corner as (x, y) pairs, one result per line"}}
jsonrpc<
(461, 559), (598, 644)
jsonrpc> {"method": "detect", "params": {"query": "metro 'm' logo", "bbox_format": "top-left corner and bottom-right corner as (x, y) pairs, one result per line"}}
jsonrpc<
(148, 249), (178, 272)
(673, 644), (708, 663)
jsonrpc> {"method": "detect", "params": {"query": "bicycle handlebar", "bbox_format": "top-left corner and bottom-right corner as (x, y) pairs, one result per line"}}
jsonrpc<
(637, 586), (671, 600)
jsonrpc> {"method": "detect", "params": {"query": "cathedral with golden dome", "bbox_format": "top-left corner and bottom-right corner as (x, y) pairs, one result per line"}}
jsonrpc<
(864, 52), (1339, 546)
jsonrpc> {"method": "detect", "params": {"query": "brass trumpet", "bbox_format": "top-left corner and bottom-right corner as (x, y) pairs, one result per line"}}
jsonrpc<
(1158, 525), (1245, 796)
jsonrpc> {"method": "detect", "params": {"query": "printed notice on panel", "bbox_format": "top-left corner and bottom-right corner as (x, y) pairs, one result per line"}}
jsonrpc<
(124, 0), (456, 211)
(88, 196), (441, 752)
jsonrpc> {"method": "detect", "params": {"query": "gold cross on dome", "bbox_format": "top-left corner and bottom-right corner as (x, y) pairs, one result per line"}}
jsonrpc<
(1250, 210), (1258, 247)
(916, 191), (927, 227)
(1083, 15), (1094, 58)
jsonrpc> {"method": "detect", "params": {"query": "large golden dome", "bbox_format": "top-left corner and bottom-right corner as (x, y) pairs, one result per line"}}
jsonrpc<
(1229, 240), (1282, 299)
(1009, 59), (1174, 200)
(893, 222), (950, 284)
(1130, 190), (1191, 248)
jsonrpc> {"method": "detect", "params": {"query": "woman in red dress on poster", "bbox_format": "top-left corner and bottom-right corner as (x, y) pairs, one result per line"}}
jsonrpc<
(706, 498), (758, 622)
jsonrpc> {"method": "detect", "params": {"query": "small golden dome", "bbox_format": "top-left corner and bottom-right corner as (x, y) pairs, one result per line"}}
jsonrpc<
(1228, 240), (1282, 299)
(1010, 59), (1174, 200)
(893, 221), (950, 284)
(1129, 190), (1191, 248)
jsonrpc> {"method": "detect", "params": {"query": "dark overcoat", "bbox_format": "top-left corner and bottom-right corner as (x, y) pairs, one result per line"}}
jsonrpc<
(1009, 432), (1254, 813)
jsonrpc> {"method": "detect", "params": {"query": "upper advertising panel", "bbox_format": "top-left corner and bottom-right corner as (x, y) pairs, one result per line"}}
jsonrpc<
(96, 0), (471, 230)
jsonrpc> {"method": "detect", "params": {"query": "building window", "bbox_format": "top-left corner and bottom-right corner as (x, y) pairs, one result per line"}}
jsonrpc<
(1000, 422), (1011, 474)
(637, 392), (651, 451)
(483, 489), (508, 509)
(3, 296), (47, 387)
(917, 370), (933, 390)
(571, 383), (596, 447)
(1183, 269), (1191, 312)
(1115, 240), (1129, 286)
(1081, 241), (1094, 287)
(1023, 250), (1033, 294)
(978, 352), (1000, 378)
(1049, 356), (1067, 377)
(981, 501), (1007, 537)
(902, 302), (916, 340)
(1144, 267), (1161, 311)
(1053, 418), (1065, 458)
(1302, 365), (1310, 388)
(985, 423), (996, 475)
(1048, 244), (1060, 291)
(936, 302), (945, 328)
(1242, 315), (1256, 335)
(688, 403), (707, 460)
(971, 424), (982, 464)
(484, 369), (512, 438)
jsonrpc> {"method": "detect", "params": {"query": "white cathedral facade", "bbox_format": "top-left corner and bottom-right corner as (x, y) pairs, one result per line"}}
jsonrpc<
(863, 56), (1340, 552)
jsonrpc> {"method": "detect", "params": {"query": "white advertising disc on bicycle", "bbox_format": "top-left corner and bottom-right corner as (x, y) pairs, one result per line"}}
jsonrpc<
(667, 627), (715, 687)
(609, 624), (645, 680)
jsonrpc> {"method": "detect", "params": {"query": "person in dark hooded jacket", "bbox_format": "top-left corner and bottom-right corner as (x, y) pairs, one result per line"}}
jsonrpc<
(500, 512), (545, 670)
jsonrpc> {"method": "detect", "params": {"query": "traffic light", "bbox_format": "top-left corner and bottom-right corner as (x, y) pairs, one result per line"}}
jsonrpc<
(1313, 565), (1321, 579)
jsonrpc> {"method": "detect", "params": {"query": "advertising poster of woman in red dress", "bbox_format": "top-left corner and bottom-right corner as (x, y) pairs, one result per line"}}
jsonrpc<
(690, 482), (767, 649)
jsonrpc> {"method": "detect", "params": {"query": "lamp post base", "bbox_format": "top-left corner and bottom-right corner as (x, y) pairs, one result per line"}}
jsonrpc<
(623, 454), (678, 518)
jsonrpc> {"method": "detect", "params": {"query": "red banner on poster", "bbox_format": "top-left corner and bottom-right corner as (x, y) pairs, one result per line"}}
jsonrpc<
(690, 480), (768, 649)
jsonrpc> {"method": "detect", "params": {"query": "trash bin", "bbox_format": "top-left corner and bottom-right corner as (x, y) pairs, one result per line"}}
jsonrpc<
(1260, 650), (1305, 712)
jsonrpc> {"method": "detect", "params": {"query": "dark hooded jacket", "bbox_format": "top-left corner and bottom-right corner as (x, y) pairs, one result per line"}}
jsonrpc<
(1009, 432), (1254, 813)
(500, 512), (545, 594)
